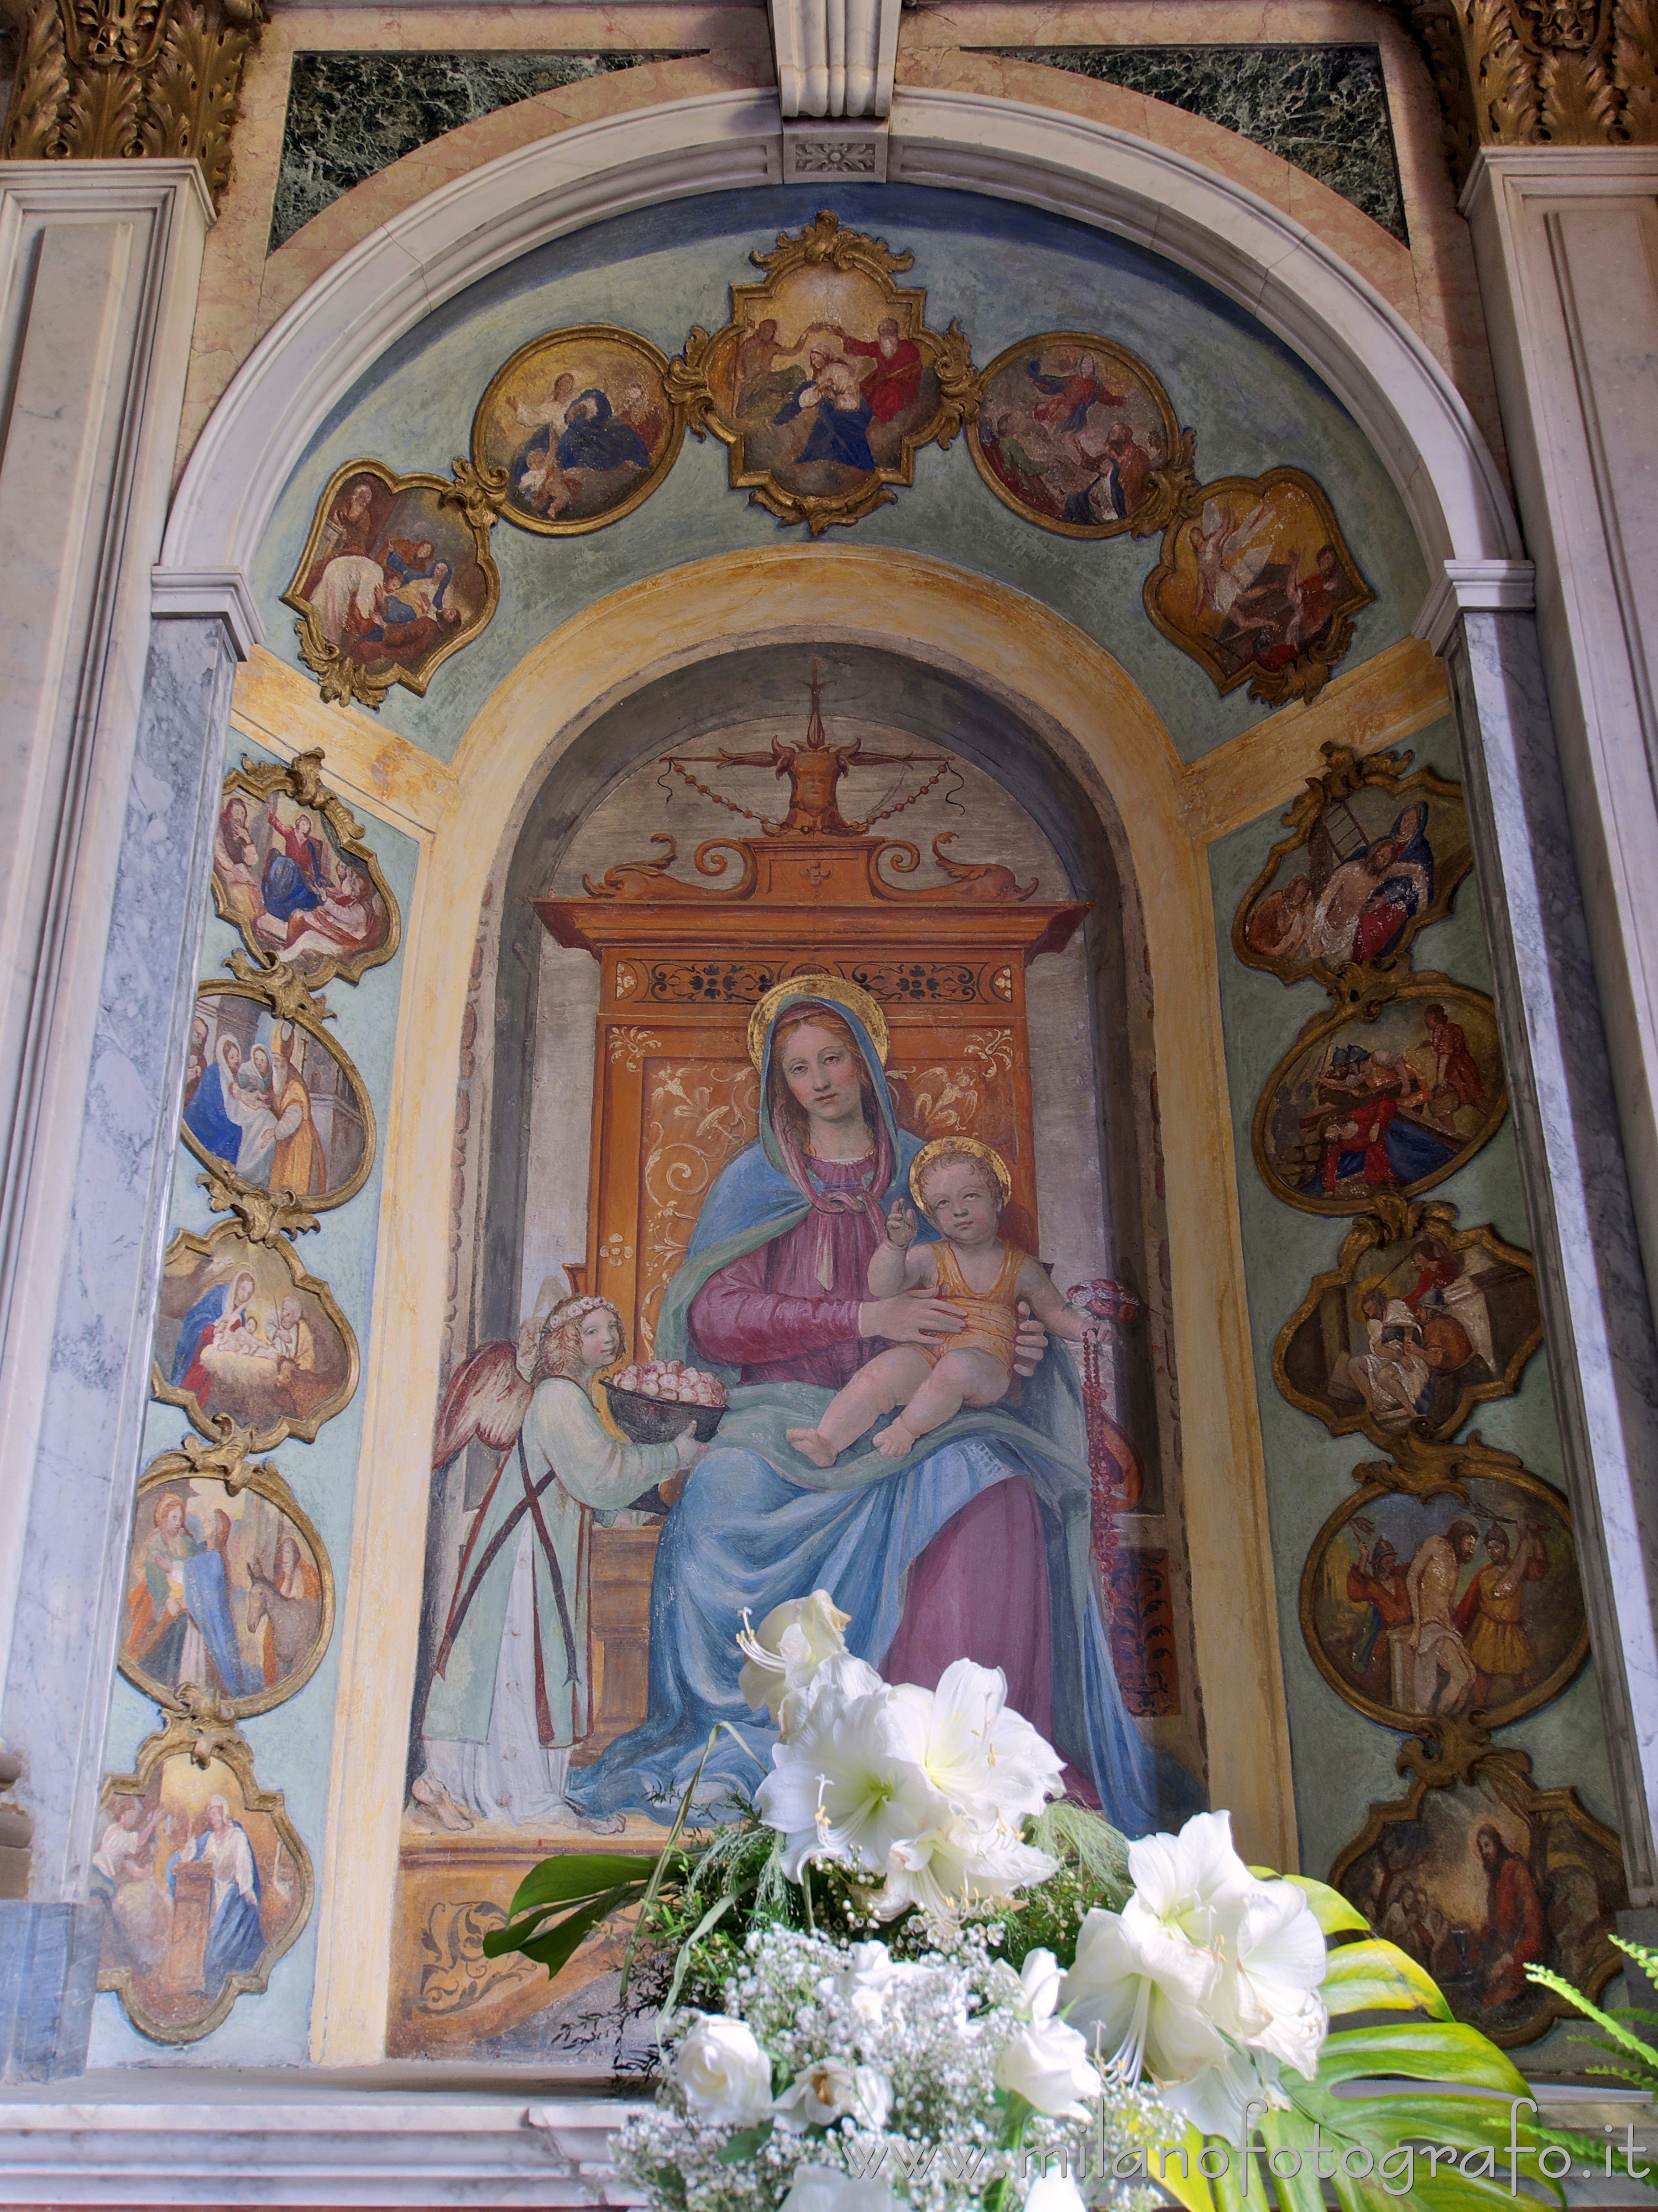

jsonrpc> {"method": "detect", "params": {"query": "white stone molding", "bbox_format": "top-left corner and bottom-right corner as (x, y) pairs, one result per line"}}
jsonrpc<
(0, 164), (211, 1799)
(782, 116), (888, 180)
(159, 86), (1519, 593)
(886, 90), (1521, 573)
(149, 566), (265, 657)
(1414, 557), (1536, 654)
(770, 0), (900, 117)
(0, 2080), (651, 2203)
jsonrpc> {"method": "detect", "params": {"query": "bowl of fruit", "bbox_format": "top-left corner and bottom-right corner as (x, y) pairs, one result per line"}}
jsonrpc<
(598, 1359), (728, 1444)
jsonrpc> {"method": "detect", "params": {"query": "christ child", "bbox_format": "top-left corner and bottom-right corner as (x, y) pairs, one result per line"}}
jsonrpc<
(786, 1137), (1098, 1468)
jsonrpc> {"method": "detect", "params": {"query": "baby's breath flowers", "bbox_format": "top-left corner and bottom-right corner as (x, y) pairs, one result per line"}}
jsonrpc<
(614, 1923), (1173, 2212)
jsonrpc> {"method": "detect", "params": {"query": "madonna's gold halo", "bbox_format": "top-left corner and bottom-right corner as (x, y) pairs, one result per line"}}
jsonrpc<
(747, 975), (889, 1071)
(909, 1135), (1013, 1215)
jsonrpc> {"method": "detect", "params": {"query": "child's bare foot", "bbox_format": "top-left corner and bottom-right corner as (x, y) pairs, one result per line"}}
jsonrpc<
(874, 1419), (917, 1459)
(787, 1426), (838, 1469)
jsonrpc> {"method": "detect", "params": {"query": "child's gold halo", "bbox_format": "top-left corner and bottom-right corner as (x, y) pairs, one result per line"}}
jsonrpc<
(908, 1135), (1013, 1218)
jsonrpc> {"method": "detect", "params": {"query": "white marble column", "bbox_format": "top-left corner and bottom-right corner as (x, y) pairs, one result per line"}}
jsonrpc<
(1423, 567), (1658, 1903)
(0, 165), (258, 2078)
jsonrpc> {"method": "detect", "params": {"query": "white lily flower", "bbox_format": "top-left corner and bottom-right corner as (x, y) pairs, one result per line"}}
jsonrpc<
(1124, 1810), (1257, 1953)
(737, 1593), (852, 1736)
(885, 1661), (1065, 1829)
(1023, 2173), (1089, 2212)
(994, 1947), (1101, 2117)
(1161, 2042), (1290, 2140)
(756, 1670), (949, 1880)
(772, 2056), (894, 2132)
(1212, 1877), (1328, 2080)
(778, 2166), (899, 2212)
(875, 1817), (1056, 1923)
(1059, 1900), (1230, 2091)
(672, 2015), (775, 2126)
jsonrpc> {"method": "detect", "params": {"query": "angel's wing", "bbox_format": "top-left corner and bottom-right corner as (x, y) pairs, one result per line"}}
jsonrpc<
(1220, 499), (1277, 586)
(431, 1340), (534, 1471)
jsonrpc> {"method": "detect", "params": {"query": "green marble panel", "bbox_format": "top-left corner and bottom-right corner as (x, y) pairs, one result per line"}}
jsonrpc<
(270, 50), (702, 252)
(979, 44), (1408, 243)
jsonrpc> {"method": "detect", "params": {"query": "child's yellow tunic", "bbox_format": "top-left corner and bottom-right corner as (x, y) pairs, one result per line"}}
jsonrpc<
(921, 1240), (1030, 1376)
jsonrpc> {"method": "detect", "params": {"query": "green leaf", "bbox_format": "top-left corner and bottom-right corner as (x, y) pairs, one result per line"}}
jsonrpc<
(1312, 2017), (1529, 2091)
(718, 2122), (774, 2164)
(1320, 1938), (1451, 2021)
(661, 1891), (738, 2025)
(483, 1879), (647, 1959)
(1528, 1961), (1658, 2075)
(507, 1851), (658, 1921)
(1279, 1873), (1371, 1938)
(514, 1884), (639, 1978)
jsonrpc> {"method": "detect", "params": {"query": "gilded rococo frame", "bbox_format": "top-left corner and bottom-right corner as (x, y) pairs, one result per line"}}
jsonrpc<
(183, 977), (377, 1217)
(666, 208), (982, 534)
(1273, 1198), (1543, 1448)
(1143, 465), (1376, 708)
(469, 322), (687, 536)
(151, 1219), (360, 1449)
(1231, 743), (1473, 993)
(965, 330), (1196, 541)
(281, 457), (502, 712)
(118, 1453), (336, 1720)
(1298, 1462), (1589, 1736)
(1326, 1750), (1622, 2048)
(213, 749), (401, 990)
(97, 1711), (314, 2044)
(1251, 975), (1510, 1217)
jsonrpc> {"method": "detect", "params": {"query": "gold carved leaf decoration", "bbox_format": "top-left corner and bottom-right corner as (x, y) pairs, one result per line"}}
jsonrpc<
(1390, 0), (1657, 179)
(2, 0), (265, 208)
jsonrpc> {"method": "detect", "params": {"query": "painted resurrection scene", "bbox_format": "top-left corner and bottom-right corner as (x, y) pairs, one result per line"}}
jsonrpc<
(1145, 468), (1374, 705)
(390, 656), (1201, 2057)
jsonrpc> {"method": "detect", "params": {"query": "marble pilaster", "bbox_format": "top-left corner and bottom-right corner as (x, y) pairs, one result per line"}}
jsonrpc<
(1429, 578), (1658, 1901)
(0, 165), (211, 1787)
(0, 617), (236, 1893)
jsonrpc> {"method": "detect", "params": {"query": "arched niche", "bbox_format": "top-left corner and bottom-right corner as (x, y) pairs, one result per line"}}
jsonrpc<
(309, 543), (1292, 2061)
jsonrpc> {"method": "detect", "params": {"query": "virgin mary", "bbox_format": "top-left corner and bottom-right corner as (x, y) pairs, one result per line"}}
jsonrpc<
(564, 979), (1196, 1837)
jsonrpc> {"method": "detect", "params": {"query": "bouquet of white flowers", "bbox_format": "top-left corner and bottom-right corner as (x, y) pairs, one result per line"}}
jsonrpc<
(617, 1924), (1173, 2212)
(487, 1592), (1573, 2212)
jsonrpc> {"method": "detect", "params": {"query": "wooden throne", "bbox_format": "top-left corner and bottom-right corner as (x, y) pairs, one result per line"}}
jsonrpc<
(533, 821), (1089, 1756)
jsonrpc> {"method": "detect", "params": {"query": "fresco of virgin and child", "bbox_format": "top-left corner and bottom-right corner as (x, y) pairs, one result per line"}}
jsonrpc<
(415, 978), (1198, 1840)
